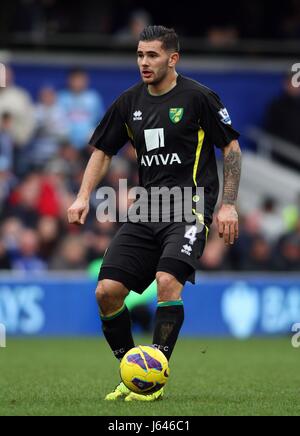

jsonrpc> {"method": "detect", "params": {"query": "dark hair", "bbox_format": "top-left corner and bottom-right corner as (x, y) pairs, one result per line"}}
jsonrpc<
(139, 26), (180, 52)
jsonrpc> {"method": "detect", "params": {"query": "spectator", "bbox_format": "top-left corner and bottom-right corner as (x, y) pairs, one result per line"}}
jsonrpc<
(41, 159), (77, 221)
(58, 69), (104, 150)
(49, 235), (88, 270)
(31, 86), (68, 167)
(37, 216), (62, 262)
(0, 112), (14, 172)
(275, 218), (300, 271)
(0, 113), (17, 213)
(57, 141), (83, 179)
(0, 218), (24, 255)
(246, 197), (286, 245)
(0, 67), (36, 148)
(259, 197), (286, 244)
(6, 172), (42, 227)
(12, 228), (47, 273)
(227, 213), (255, 270)
(0, 240), (11, 270)
(241, 235), (275, 271)
(0, 163), (16, 214)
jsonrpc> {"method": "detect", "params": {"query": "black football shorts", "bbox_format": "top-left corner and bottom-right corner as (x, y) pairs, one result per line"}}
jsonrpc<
(98, 221), (208, 294)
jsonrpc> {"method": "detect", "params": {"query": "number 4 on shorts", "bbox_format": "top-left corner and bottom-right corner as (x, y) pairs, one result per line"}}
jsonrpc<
(184, 226), (197, 246)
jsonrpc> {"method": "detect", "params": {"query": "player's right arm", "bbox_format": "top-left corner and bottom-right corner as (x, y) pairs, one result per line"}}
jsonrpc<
(68, 95), (130, 225)
(68, 149), (111, 225)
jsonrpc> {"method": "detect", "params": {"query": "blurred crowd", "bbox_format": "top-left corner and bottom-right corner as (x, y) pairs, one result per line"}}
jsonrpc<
(0, 66), (300, 274)
(1, 0), (300, 45)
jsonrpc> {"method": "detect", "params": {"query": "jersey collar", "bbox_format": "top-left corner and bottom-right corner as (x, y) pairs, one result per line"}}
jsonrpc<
(143, 74), (183, 102)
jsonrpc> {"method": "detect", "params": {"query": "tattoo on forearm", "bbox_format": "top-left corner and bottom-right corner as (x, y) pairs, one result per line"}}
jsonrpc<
(223, 148), (242, 205)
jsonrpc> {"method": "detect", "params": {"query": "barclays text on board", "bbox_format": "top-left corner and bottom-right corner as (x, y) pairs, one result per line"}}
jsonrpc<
(0, 275), (299, 338)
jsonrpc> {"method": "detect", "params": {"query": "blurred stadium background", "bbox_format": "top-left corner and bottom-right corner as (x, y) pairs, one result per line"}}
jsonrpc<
(0, 0), (300, 337)
(0, 0), (300, 416)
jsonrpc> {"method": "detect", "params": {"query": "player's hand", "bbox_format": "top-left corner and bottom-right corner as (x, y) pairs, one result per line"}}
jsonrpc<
(68, 197), (90, 225)
(217, 204), (239, 246)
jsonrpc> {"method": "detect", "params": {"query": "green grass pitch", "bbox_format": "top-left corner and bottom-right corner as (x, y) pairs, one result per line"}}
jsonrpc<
(0, 337), (299, 416)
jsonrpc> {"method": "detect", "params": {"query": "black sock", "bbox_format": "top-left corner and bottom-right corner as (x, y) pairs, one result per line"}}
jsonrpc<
(152, 301), (184, 361)
(101, 305), (135, 361)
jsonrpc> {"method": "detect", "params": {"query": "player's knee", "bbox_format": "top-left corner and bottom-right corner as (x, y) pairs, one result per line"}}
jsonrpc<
(95, 281), (110, 306)
(95, 280), (128, 314)
(156, 272), (182, 302)
(95, 281), (117, 308)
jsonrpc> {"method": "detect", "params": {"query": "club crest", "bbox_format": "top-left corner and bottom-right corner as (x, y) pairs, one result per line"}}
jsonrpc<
(169, 108), (184, 124)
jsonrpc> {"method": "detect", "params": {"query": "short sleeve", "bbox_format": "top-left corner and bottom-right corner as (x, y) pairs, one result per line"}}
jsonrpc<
(200, 91), (240, 149)
(89, 99), (129, 156)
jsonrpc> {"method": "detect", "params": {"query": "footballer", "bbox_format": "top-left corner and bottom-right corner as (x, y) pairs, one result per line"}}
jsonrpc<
(68, 26), (242, 402)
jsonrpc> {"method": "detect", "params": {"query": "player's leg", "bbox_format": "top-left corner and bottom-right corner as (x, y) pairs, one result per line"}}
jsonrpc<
(95, 279), (134, 361)
(152, 262), (193, 361)
(96, 222), (160, 400)
(95, 279), (134, 401)
(125, 222), (206, 402)
(152, 221), (207, 361)
(125, 271), (187, 403)
(97, 222), (158, 361)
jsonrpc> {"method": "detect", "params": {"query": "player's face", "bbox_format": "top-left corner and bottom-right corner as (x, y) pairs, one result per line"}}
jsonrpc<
(137, 40), (173, 85)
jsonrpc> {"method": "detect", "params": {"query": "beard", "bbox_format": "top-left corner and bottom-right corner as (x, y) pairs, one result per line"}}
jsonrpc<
(142, 63), (169, 85)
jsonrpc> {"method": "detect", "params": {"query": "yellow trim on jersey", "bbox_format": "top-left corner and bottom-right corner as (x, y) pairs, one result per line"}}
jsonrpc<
(192, 129), (208, 240)
(192, 208), (210, 242)
(205, 225), (210, 242)
(193, 128), (205, 189)
(125, 123), (134, 141)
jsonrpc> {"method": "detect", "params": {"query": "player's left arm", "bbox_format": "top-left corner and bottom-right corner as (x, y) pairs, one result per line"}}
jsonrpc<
(217, 139), (242, 246)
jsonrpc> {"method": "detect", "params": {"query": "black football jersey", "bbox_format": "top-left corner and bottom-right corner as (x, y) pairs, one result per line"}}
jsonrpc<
(90, 74), (240, 225)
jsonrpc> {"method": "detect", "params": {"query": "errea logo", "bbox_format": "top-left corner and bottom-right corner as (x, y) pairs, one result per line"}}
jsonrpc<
(133, 110), (143, 121)
(181, 245), (192, 256)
